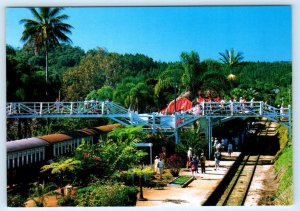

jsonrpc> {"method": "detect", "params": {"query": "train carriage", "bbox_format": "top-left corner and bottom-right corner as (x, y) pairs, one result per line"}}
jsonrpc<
(7, 138), (49, 170)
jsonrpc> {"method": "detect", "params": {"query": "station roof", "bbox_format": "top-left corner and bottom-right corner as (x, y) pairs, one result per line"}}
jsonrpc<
(7, 138), (49, 153)
(38, 134), (73, 143)
(94, 124), (120, 132)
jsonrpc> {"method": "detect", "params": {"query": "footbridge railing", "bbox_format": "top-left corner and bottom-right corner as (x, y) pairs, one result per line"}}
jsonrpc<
(6, 101), (291, 130)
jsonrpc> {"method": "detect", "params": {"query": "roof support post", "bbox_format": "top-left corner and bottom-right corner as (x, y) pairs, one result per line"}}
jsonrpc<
(40, 102), (43, 115)
(207, 117), (212, 160)
(259, 101), (263, 115)
(174, 113), (180, 144)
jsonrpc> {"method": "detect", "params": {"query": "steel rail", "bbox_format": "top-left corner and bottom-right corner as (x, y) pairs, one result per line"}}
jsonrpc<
(222, 154), (251, 206)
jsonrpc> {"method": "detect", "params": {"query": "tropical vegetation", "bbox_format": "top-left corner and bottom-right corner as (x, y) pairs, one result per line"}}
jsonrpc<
(6, 7), (292, 207)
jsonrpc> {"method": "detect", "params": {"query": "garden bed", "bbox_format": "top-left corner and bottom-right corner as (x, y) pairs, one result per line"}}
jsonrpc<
(167, 176), (193, 188)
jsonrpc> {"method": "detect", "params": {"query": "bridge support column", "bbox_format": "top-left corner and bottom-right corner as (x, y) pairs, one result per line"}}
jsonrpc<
(207, 117), (212, 160)
(152, 113), (156, 133)
(174, 113), (180, 144)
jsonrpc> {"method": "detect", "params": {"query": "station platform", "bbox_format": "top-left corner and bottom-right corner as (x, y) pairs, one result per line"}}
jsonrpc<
(136, 152), (241, 206)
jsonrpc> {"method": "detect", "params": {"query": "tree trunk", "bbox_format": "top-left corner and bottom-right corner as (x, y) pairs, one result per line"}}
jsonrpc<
(45, 47), (48, 98)
(139, 176), (144, 200)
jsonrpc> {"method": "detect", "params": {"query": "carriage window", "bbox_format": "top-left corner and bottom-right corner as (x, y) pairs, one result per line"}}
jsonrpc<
(23, 156), (27, 165)
(56, 147), (59, 156)
(9, 159), (13, 169)
(19, 157), (22, 166)
(14, 158), (18, 167)
(28, 155), (31, 164)
(32, 153), (36, 162)
(40, 151), (44, 160)
(36, 152), (40, 161)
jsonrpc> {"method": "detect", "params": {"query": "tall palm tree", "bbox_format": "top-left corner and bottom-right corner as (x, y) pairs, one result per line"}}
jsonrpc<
(219, 48), (244, 80)
(20, 7), (73, 97)
(180, 51), (201, 96)
(219, 48), (244, 67)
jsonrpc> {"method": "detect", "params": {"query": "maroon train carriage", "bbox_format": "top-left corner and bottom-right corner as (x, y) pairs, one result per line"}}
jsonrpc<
(38, 133), (94, 158)
(6, 123), (121, 186)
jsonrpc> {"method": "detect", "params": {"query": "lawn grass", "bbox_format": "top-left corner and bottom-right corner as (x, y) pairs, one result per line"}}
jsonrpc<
(171, 176), (191, 186)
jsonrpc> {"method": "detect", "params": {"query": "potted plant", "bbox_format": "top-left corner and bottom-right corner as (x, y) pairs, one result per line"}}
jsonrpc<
(165, 154), (183, 177)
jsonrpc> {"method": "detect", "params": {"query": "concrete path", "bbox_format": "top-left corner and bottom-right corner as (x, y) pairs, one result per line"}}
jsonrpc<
(136, 152), (240, 207)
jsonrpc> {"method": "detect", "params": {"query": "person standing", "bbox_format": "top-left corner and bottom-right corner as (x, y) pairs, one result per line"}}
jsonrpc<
(195, 155), (199, 173)
(189, 156), (198, 179)
(228, 142), (233, 157)
(214, 149), (221, 170)
(199, 153), (206, 174)
(154, 156), (159, 174)
(187, 147), (192, 169)
(157, 158), (164, 180)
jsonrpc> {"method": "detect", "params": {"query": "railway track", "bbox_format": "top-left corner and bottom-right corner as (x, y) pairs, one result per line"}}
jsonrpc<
(217, 154), (260, 206)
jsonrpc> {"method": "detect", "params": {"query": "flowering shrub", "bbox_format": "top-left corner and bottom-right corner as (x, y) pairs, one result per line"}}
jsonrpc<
(76, 183), (138, 206)
(165, 154), (183, 176)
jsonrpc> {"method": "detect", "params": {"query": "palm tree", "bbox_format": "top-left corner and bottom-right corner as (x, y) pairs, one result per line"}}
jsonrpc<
(20, 7), (73, 97)
(219, 48), (244, 80)
(41, 158), (81, 195)
(180, 51), (201, 96)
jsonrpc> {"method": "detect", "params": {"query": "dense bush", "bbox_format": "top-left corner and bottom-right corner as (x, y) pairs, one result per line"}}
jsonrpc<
(76, 183), (138, 206)
(274, 127), (293, 205)
(7, 193), (27, 207)
(57, 197), (77, 206)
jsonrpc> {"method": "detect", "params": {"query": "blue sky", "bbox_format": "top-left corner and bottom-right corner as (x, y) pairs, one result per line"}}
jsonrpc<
(6, 6), (291, 62)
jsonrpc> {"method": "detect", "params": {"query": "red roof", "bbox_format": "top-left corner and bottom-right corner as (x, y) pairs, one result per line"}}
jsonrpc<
(162, 97), (192, 113)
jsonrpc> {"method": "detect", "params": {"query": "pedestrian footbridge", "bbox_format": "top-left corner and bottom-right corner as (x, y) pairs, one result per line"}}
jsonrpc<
(6, 101), (292, 159)
(6, 101), (291, 132)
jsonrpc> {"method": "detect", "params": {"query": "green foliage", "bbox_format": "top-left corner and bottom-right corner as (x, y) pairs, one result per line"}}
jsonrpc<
(57, 196), (77, 206)
(73, 126), (148, 184)
(76, 183), (138, 206)
(28, 182), (57, 207)
(175, 128), (208, 161)
(219, 48), (244, 68)
(7, 193), (27, 207)
(41, 158), (81, 175)
(127, 166), (154, 178)
(86, 85), (114, 100)
(41, 157), (81, 193)
(274, 127), (293, 205)
(181, 51), (201, 95)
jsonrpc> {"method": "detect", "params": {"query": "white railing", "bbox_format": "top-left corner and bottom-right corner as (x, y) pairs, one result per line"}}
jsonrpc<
(6, 101), (128, 116)
(6, 101), (291, 130)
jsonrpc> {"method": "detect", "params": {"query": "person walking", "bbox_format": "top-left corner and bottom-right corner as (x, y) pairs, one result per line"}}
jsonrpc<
(214, 149), (221, 170)
(199, 153), (206, 174)
(157, 158), (164, 180)
(189, 156), (198, 179)
(228, 142), (233, 157)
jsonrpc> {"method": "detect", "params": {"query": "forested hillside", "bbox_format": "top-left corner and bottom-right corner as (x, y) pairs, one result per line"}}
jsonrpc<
(6, 44), (292, 139)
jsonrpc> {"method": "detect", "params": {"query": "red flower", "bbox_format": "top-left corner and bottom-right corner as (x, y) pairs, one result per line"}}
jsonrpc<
(94, 156), (101, 161)
(83, 152), (89, 158)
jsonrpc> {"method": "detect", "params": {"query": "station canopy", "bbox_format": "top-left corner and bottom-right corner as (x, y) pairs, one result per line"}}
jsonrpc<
(162, 97), (192, 113)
